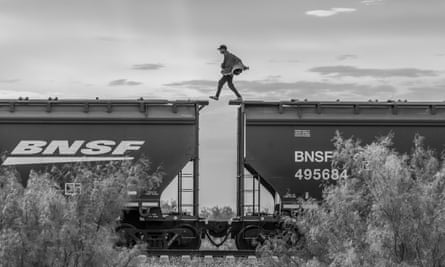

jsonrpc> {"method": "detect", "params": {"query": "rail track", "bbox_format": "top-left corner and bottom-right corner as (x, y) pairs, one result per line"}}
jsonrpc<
(144, 249), (257, 257)
(138, 249), (285, 266)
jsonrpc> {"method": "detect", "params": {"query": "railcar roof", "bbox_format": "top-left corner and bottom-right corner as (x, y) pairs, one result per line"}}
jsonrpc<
(0, 98), (208, 106)
(0, 98), (208, 122)
(229, 99), (445, 107)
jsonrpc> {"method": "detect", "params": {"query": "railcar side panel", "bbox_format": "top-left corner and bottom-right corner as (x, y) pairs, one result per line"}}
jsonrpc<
(246, 124), (445, 202)
(0, 100), (204, 204)
(240, 101), (445, 205)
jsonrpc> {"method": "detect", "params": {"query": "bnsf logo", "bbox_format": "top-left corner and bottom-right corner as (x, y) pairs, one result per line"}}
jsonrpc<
(2, 140), (145, 166)
(295, 150), (333, 163)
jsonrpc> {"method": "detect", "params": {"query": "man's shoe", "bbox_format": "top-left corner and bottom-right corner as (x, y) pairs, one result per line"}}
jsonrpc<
(209, 96), (219, 101)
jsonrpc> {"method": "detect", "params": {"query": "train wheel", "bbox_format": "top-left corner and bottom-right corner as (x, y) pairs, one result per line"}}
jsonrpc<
(235, 225), (262, 250)
(169, 224), (201, 250)
(115, 224), (139, 248)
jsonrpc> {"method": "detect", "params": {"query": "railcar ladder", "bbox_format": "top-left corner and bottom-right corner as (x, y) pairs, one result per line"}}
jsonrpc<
(242, 171), (261, 216)
(177, 164), (196, 216)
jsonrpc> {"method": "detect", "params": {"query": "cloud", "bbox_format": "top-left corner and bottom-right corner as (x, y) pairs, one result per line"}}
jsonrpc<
(402, 83), (445, 100)
(96, 36), (122, 42)
(0, 89), (47, 99)
(361, 0), (384, 6)
(165, 79), (397, 100)
(165, 80), (215, 91)
(206, 60), (220, 65)
(0, 79), (20, 83)
(305, 8), (356, 17)
(268, 59), (300, 63)
(108, 79), (143, 86)
(337, 54), (358, 61)
(309, 65), (439, 78)
(132, 63), (164, 70)
(265, 75), (282, 81)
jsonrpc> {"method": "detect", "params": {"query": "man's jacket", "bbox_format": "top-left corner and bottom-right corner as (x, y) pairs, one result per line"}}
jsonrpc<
(221, 52), (245, 75)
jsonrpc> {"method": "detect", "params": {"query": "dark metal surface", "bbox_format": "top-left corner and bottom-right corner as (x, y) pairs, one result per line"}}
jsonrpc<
(229, 99), (445, 107)
(236, 105), (245, 216)
(193, 104), (200, 216)
(233, 100), (445, 203)
(0, 99), (208, 122)
(0, 98), (209, 106)
(0, 99), (208, 204)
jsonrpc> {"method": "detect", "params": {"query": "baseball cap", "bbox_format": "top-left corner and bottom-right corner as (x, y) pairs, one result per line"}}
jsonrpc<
(217, 44), (227, 50)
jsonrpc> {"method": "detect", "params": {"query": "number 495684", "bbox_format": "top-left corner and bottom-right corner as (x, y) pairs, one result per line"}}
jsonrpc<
(295, 168), (348, 180)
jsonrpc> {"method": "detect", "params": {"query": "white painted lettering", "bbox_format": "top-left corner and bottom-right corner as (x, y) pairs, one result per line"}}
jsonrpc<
(295, 150), (334, 163)
(42, 140), (85, 155)
(11, 140), (47, 155)
(112, 141), (145, 155)
(295, 151), (304, 162)
(81, 140), (115, 155)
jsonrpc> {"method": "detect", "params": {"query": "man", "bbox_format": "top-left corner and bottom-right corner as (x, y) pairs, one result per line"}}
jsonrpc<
(209, 45), (248, 101)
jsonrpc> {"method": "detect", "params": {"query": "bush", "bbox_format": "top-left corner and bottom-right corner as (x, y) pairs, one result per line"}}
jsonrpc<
(260, 133), (445, 266)
(0, 158), (161, 267)
(200, 206), (235, 220)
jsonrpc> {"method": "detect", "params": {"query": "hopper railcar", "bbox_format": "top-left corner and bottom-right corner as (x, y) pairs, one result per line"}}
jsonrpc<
(0, 99), (208, 249)
(229, 100), (445, 249)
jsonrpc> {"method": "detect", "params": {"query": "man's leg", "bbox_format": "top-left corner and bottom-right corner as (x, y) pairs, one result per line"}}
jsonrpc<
(216, 76), (229, 98)
(227, 75), (242, 98)
(210, 75), (228, 100)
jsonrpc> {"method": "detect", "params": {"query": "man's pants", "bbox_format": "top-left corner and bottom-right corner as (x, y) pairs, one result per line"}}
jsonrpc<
(215, 75), (242, 98)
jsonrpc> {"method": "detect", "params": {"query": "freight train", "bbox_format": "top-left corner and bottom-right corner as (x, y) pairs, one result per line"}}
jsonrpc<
(2, 98), (445, 250)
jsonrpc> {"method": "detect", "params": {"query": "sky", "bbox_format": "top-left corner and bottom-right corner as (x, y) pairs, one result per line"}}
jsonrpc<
(1, 0), (444, 209)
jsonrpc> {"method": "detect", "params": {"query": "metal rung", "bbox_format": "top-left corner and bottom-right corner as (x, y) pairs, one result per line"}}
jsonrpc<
(242, 206), (260, 209)
(181, 189), (194, 192)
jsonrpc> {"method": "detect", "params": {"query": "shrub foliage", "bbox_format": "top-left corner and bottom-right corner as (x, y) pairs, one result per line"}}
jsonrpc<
(261, 133), (445, 267)
(0, 159), (161, 267)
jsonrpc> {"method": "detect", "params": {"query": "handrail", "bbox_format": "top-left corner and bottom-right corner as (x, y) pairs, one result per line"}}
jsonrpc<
(229, 99), (445, 107)
(0, 98), (209, 106)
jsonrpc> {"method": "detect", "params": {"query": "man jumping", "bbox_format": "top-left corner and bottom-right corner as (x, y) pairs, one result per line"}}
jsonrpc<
(209, 45), (248, 101)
